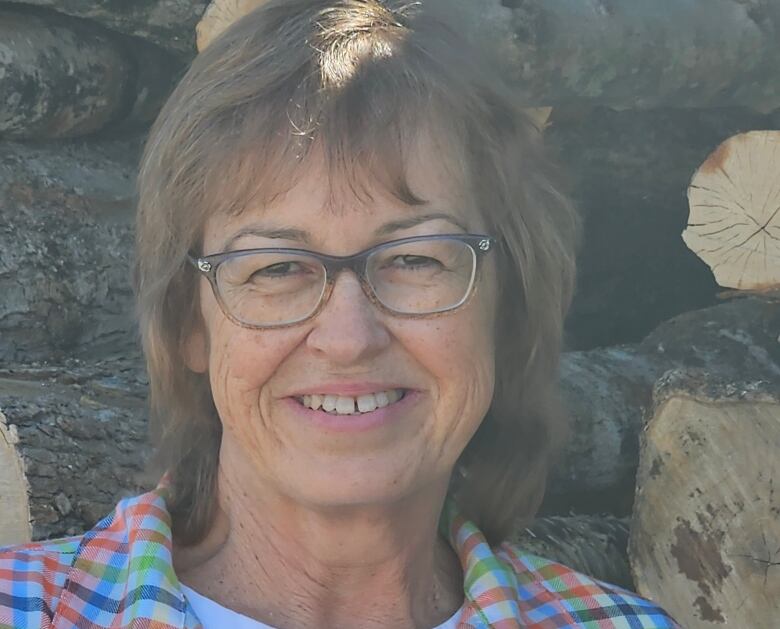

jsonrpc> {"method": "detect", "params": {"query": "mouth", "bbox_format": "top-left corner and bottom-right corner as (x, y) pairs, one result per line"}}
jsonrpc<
(294, 388), (408, 416)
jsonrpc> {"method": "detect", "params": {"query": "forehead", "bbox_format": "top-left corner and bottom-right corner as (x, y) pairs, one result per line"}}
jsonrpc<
(202, 132), (480, 249)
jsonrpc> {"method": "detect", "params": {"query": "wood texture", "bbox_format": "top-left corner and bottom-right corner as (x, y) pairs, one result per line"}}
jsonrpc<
(13, 0), (209, 58)
(514, 514), (632, 588)
(0, 139), (139, 362)
(684, 131), (780, 291)
(0, 9), (181, 140)
(546, 297), (780, 512)
(445, 0), (780, 110)
(630, 372), (780, 627)
(0, 356), (151, 543)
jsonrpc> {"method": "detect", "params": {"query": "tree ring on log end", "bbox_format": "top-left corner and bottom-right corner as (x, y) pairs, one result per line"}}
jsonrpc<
(683, 131), (780, 291)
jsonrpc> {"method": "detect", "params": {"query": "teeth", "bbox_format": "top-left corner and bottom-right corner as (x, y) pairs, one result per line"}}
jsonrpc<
(356, 394), (377, 413)
(322, 395), (338, 412)
(374, 391), (389, 408)
(299, 389), (405, 415)
(336, 396), (356, 414)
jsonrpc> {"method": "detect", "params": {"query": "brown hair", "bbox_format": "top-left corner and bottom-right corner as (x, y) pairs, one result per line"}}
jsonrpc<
(136, 0), (580, 546)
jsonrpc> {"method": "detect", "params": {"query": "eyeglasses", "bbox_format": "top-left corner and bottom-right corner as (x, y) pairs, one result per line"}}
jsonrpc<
(188, 233), (495, 329)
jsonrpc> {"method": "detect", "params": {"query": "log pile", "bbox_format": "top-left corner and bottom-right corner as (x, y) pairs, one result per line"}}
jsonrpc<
(1, 1), (779, 626)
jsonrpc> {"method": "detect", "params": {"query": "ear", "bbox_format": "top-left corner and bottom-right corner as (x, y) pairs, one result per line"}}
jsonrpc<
(181, 320), (209, 374)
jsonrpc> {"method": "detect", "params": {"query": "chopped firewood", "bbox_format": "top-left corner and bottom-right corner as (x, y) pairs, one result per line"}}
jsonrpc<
(629, 371), (780, 627)
(683, 131), (780, 291)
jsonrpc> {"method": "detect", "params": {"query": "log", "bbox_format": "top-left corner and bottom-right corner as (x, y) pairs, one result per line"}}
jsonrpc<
(445, 0), (780, 111)
(684, 131), (780, 291)
(0, 9), (181, 140)
(546, 296), (780, 513)
(0, 139), (139, 362)
(514, 514), (632, 588)
(554, 107), (778, 351)
(629, 371), (780, 627)
(13, 1), (208, 59)
(0, 355), (151, 544)
(17, 0), (780, 109)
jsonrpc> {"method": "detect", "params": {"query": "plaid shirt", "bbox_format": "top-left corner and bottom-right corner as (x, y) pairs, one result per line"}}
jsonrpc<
(1, 489), (679, 628)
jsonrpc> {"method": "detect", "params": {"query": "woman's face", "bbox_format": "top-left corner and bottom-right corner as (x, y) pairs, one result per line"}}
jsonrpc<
(187, 143), (497, 509)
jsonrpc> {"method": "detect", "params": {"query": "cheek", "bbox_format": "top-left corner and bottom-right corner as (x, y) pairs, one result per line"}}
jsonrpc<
(205, 319), (300, 414)
(408, 302), (496, 410)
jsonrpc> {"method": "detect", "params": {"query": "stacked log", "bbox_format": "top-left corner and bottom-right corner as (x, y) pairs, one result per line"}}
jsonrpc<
(14, 0), (209, 58)
(630, 372), (780, 627)
(0, 10), (181, 140)
(0, 356), (150, 544)
(0, 139), (139, 362)
(547, 296), (780, 512)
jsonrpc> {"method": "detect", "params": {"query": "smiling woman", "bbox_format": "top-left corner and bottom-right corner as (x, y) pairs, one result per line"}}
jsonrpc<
(0, 1), (679, 628)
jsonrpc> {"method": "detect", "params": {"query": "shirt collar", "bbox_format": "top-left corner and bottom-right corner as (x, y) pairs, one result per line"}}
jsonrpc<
(440, 497), (522, 626)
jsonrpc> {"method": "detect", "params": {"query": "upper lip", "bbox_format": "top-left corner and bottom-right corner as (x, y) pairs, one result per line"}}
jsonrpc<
(286, 383), (413, 397)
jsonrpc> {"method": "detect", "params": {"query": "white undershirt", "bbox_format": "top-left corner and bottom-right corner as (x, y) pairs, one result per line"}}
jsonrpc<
(182, 584), (462, 629)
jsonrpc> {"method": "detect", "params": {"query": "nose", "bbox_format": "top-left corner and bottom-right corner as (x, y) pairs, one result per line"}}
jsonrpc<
(305, 271), (391, 365)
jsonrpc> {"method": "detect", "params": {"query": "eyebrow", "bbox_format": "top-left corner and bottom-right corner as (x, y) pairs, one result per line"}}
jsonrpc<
(221, 212), (469, 252)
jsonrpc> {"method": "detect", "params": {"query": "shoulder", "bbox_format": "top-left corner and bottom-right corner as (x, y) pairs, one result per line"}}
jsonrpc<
(0, 536), (81, 628)
(0, 489), (179, 629)
(496, 542), (682, 628)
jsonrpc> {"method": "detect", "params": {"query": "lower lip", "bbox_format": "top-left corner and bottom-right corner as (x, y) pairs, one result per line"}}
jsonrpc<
(284, 391), (419, 432)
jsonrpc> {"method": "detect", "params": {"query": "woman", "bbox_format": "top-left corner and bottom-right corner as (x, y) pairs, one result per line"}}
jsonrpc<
(1, 1), (679, 627)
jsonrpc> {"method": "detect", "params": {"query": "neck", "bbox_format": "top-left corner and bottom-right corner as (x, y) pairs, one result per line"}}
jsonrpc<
(175, 438), (464, 629)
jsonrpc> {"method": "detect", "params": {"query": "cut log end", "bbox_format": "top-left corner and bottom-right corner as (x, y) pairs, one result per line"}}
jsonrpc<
(630, 373), (780, 627)
(0, 412), (32, 546)
(683, 131), (780, 292)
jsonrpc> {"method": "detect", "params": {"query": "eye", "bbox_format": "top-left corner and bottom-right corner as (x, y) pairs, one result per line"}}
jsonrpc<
(254, 261), (304, 277)
(390, 255), (443, 269)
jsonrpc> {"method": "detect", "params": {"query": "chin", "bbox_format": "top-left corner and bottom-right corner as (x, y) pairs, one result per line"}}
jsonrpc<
(279, 462), (436, 511)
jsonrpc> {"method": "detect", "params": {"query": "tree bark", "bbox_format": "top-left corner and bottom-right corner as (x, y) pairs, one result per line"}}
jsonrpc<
(0, 355), (150, 544)
(445, 0), (780, 110)
(546, 296), (780, 513)
(0, 139), (139, 362)
(629, 370), (780, 627)
(0, 9), (181, 140)
(513, 514), (632, 588)
(11, 0), (208, 59)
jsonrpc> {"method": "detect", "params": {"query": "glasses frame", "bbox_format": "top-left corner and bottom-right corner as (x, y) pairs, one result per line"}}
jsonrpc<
(188, 233), (495, 329)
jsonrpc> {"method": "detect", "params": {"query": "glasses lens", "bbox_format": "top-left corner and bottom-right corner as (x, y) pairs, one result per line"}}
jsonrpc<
(367, 238), (477, 314)
(216, 251), (326, 326)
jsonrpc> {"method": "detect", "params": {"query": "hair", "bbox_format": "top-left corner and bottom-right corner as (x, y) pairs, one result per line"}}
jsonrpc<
(136, 0), (580, 546)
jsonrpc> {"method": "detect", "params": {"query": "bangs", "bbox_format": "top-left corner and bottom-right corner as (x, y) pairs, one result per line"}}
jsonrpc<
(199, 86), (462, 227)
(193, 31), (472, 228)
